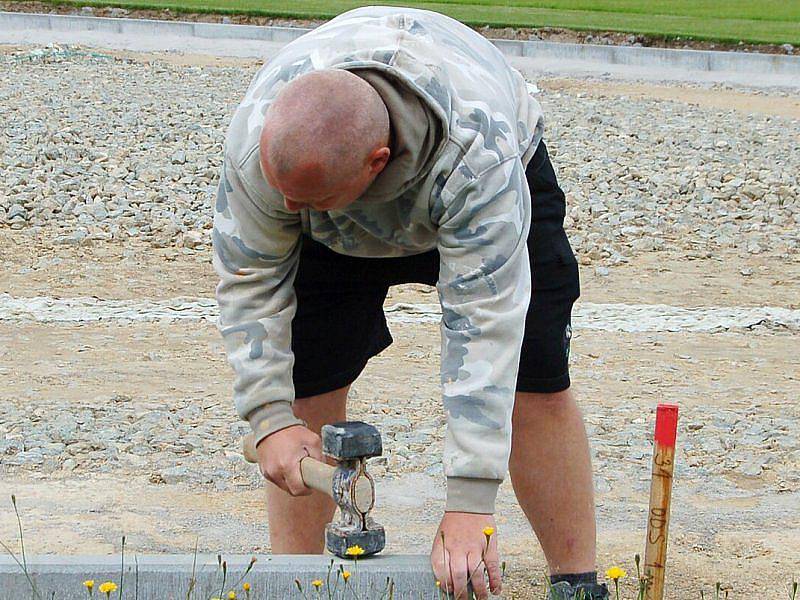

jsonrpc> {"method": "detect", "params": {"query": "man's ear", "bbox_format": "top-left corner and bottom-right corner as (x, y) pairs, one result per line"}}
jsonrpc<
(368, 146), (391, 175)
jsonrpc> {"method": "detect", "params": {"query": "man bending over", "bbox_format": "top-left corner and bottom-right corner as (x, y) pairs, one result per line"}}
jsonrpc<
(214, 7), (606, 599)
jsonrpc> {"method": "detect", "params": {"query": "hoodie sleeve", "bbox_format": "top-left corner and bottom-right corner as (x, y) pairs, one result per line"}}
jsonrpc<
(213, 158), (305, 446)
(436, 156), (532, 514)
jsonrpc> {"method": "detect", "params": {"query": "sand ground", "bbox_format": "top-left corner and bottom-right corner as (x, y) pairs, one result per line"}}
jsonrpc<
(1, 49), (799, 599)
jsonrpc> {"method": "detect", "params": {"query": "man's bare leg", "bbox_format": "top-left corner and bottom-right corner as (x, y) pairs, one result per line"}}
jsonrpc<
(266, 386), (349, 553)
(509, 388), (597, 574)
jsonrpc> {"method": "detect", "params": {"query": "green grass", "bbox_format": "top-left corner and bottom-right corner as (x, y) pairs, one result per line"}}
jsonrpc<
(20, 0), (800, 44)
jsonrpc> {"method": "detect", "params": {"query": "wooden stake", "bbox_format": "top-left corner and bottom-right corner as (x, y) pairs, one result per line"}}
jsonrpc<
(644, 404), (679, 600)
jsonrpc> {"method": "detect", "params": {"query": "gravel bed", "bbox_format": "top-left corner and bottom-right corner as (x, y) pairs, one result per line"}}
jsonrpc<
(1, 45), (798, 266)
(0, 45), (798, 495)
(1, 390), (798, 498)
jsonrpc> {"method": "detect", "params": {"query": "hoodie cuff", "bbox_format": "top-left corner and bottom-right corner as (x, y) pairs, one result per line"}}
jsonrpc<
(445, 477), (501, 514)
(247, 401), (306, 447)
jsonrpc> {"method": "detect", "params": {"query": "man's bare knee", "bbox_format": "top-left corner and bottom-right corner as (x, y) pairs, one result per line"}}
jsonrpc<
(514, 389), (577, 421)
(292, 386), (349, 432)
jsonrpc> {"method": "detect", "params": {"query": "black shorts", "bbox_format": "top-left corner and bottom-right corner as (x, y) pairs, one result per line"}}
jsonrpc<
(290, 141), (580, 398)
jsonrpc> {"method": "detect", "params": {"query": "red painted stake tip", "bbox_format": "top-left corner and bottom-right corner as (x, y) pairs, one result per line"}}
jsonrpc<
(654, 404), (679, 448)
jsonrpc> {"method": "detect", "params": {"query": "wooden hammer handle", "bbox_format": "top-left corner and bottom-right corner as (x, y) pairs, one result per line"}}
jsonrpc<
(242, 433), (374, 511)
(242, 433), (336, 497)
(300, 456), (338, 496)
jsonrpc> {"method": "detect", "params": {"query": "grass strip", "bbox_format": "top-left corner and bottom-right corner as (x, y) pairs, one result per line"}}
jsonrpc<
(16, 0), (800, 44)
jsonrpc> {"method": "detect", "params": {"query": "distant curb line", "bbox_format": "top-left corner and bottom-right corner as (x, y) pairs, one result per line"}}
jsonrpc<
(1, 10), (799, 75)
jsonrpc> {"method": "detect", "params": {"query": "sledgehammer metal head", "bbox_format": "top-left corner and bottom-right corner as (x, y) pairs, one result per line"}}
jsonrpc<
(321, 422), (385, 558)
(323, 421), (382, 461)
(242, 420), (385, 558)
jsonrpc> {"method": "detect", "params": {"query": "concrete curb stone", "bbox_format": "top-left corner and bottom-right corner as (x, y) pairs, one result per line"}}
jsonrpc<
(0, 554), (440, 599)
(1, 11), (799, 75)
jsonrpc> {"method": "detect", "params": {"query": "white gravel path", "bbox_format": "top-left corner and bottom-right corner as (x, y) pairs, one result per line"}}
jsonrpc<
(1, 293), (799, 333)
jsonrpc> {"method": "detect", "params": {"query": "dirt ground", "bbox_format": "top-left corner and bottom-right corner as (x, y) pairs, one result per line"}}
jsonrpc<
(1, 228), (798, 307)
(1, 227), (798, 599)
(1, 52), (799, 599)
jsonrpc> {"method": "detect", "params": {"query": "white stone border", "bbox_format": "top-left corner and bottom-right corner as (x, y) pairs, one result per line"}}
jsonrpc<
(0, 554), (436, 599)
(0, 10), (306, 42)
(1, 11), (798, 75)
(1, 293), (798, 333)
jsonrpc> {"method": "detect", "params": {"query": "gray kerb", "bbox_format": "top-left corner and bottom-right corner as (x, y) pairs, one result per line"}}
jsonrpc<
(0, 554), (440, 599)
(1, 11), (798, 76)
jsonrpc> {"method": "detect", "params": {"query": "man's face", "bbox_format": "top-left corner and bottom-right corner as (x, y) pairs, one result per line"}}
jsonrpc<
(262, 159), (376, 213)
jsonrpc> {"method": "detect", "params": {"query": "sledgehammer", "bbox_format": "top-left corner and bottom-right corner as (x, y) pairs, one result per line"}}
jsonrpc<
(243, 421), (386, 557)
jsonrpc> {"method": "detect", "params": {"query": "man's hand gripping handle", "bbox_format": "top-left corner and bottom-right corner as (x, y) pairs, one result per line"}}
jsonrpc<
(243, 430), (372, 512)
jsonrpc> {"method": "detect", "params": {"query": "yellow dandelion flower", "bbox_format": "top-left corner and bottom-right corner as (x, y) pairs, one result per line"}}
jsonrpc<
(242, 582), (251, 591)
(228, 591), (237, 600)
(483, 526), (495, 545)
(342, 570), (351, 582)
(83, 580), (95, 590)
(312, 579), (323, 588)
(605, 567), (627, 581)
(345, 545), (365, 557)
(98, 581), (117, 595)
(436, 580), (441, 588)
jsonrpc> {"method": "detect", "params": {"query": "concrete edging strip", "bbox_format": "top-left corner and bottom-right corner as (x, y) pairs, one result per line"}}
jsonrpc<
(1, 10), (799, 75)
(0, 10), (309, 43)
(0, 554), (438, 599)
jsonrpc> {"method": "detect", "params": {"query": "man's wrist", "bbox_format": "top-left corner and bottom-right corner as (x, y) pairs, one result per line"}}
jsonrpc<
(445, 477), (501, 514)
(247, 401), (306, 447)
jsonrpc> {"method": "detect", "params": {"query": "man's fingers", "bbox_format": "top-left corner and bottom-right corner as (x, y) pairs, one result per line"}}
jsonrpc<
(467, 551), (489, 600)
(254, 425), (322, 497)
(261, 465), (289, 493)
(261, 456), (309, 496)
(451, 552), (469, 600)
(430, 546), (445, 590)
(430, 543), (453, 593)
(433, 513), (500, 597)
(304, 440), (324, 462)
(484, 554), (503, 595)
(284, 459), (312, 496)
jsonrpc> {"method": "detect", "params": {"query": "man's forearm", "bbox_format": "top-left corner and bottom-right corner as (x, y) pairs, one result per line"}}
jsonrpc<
(213, 158), (303, 433)
(436, 158), (532, 511)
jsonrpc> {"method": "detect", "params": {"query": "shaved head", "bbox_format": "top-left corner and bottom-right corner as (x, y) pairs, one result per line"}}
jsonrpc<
(260, 69), (391, 212)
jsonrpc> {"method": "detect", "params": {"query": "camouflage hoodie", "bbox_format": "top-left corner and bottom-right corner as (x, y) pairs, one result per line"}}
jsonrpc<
(214, 6), (545, 514)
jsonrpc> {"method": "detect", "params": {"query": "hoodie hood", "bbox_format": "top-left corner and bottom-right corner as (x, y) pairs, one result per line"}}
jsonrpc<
(353, 68), (446, 203)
